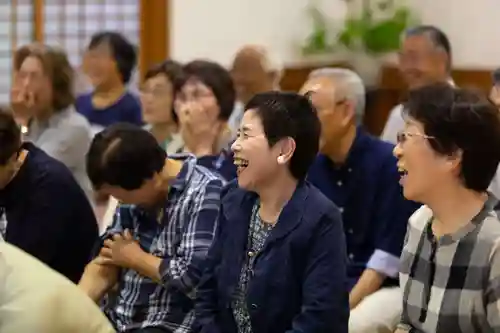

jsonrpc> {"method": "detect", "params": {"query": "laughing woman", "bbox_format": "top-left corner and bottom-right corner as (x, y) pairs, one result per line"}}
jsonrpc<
(195, 91), (349, 333)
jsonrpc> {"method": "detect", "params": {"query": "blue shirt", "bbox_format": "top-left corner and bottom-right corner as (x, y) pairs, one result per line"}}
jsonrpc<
(99, 155), (224, 332)
(0, 142), (98, 283)
(308, 128), (420, 289)
(195, 180), (349, 333)
(75, 91), (143, 130)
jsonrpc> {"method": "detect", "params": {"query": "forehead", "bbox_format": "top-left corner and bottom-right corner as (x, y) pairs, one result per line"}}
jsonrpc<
(145, 73), (171, 86)
(299, 76), (337, 97)
(232, 49), (264, 68)
(180, 78), (209, 91)
(402, 34), (435, 51)
(240, 109), (263, 129)
(19, 55), (44, 72)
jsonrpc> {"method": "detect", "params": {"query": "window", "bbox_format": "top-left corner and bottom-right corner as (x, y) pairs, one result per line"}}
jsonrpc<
(0, 0), (33, 104)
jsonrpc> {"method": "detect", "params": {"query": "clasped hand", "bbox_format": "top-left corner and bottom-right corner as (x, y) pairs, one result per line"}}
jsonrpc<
(96, 229), (143, 269)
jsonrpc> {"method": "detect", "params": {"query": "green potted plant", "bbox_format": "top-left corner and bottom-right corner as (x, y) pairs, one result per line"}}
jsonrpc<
(337, 0), (418, 84)
(301, 0), (418, 84)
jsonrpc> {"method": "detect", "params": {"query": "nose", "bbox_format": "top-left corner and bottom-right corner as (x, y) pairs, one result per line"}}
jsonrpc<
(393, 142), (403, 158)
(231, 138), (241, 153)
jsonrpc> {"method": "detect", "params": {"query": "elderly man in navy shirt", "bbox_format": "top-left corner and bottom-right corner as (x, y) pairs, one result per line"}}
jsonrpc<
(300, 68), (420, 333)
(0, 108), (98, 283)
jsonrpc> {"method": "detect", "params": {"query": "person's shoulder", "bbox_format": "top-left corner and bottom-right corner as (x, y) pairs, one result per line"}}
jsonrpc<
(25, 145), (85, 192)
(120, 91), (141, 107)
(0, 243), (115, 332)
(304, 181), (342, 221)
(59, 107), (92, 133)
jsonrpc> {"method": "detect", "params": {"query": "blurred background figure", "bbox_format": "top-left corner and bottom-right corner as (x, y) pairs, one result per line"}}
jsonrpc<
(229, 45), (283, 134)
(77, 31), (142, 133)
(10, 43), (93, 201)
(174, 59), (237, 180)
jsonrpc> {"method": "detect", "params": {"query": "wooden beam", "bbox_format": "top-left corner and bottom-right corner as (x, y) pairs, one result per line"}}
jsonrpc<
(33, 0), (44, 43)
(139, 0), (169, 80)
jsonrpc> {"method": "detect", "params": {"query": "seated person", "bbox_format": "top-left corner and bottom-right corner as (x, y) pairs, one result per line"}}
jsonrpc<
(0, 108), (98, 283)
(79, 123), (224, 333)
(300, 68), (420, 333)
(195, 92), (349, 333)
(76, 31), (142, 132)
(0, 242), (115, 333)
(11, 43), (94, 200)
(228, 44), (283, 136)
(395, 85), (500, 333)
(174, 60), (237, 181)
(101, 60), (186, 233)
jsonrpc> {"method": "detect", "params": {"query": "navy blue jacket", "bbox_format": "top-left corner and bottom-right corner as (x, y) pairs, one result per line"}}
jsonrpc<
(195, 180), (349, 333)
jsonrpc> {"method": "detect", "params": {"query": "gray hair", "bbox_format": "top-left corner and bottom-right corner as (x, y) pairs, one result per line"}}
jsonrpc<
(308, 67), (366, 125)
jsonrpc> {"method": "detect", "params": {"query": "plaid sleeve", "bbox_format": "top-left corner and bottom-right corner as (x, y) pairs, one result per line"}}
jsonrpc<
(486, 238), (500, 331)
(159, 178), (223, 295)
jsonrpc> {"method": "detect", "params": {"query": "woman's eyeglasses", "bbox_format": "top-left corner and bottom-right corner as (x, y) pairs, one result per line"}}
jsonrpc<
(396, 131), (435, 144)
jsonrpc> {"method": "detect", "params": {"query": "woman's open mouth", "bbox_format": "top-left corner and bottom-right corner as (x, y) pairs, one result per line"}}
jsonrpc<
(398, 165), (408, 184)
(234, 157), (249, 176)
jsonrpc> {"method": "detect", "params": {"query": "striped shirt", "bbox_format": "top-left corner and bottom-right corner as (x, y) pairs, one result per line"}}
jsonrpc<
(398, 197), (500, 333)
(100, 154), (224, 332)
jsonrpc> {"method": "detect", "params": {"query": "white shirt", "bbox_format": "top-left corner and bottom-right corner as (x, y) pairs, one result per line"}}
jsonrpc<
(0, 243), (115, 333)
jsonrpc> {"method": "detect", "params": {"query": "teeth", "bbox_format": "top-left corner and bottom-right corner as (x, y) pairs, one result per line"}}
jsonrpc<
(234, 158), (249, 167)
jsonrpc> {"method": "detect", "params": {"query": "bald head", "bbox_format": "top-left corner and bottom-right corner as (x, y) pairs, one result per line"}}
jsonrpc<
(231, 45), (283, 104)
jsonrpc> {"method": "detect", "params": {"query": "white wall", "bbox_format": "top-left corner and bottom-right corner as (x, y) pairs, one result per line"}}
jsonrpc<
(170, 0), (500, 69)
(170, 0), (347, 67)
(417, 0), (499, 68)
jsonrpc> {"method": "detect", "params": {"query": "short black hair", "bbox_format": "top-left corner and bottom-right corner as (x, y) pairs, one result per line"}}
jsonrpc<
(0, 108), (21, 166)
(180, 60), (235, 121)
(405, 25), (452, 71)
(144, 60), (185, 124)
(86, 123), (166, 190)
(245, 91), (321, 180)
(88, 31), (137, 84)
(404, 83), (500, 192)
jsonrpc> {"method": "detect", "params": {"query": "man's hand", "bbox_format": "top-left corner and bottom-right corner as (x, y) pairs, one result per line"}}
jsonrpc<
(98, 230), (144, 269)
(78, 258), (119, 302)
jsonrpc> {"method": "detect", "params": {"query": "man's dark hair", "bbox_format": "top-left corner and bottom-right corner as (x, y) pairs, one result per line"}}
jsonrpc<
(0, 108), (21, 166)
(86, 123), (166, 190)
(88, 31), (137, 84)
(405, 25), (452, 72)
(245, 91), (321, 180)
(144, 60), (185, 124)
(404, 83), (500, 192)
(180, 60), (235, 121)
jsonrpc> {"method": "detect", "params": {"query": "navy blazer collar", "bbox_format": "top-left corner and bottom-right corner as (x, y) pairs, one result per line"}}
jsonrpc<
(223, 180), (309, 247)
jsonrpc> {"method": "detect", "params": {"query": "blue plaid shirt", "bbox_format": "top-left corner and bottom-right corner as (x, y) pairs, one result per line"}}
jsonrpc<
(100, 155), (224, 332)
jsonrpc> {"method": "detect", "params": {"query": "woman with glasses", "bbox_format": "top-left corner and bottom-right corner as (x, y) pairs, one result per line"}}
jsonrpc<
(394, 84), (500, 333)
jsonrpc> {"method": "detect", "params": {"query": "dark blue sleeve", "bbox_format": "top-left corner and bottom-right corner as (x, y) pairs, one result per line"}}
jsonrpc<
(286, 207), (349, 333)
(372, 155), (420, 264)
(194, 185), (234, 333)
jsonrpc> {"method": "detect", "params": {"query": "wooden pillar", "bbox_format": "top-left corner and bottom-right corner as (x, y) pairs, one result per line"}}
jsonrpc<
(139, 0), (169, 80)
(33, 0), (44, 43)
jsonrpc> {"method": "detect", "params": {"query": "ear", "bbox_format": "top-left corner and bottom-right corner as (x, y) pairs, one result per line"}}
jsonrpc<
(276, 137), (296, 165)
(340, 100), (356, 126)
(443, 149), (463, 173)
